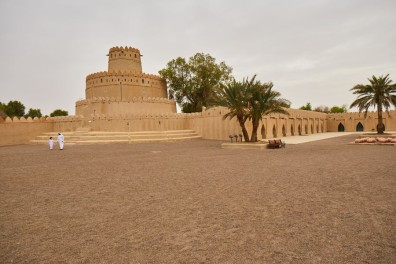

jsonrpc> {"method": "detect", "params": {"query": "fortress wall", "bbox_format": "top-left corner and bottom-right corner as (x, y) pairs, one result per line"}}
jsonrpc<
(1, 109), (394, 146)
(83, 115), (187, 132)
(76, 98), (176, 117)
(185, 107), (329, 141)
(327, 111), (396, 132)
(0, 117), (53, 146)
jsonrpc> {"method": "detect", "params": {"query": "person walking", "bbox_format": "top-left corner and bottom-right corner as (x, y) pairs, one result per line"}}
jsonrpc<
(49, 137), (54, 150)
(57, 133), (64, 150)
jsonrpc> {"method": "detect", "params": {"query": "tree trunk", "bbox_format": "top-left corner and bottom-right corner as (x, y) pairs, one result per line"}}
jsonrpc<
(237, 116), (250, 142)
(250, 118), (259, 142)
(377, 104), (384, 134)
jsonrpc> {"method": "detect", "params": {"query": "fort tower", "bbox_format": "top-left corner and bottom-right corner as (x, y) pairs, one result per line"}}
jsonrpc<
(76, 46), (176, 117)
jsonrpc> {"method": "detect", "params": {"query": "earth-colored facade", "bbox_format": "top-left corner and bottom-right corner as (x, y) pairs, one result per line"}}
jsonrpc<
(0, 46), (395, 146)
(76, 46), (176, 117)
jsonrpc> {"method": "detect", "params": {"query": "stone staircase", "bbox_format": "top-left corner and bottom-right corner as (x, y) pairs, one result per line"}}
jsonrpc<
(31, 130), (201, 145)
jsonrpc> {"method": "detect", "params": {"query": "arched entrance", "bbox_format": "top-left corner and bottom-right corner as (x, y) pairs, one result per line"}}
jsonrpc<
(298, 125), (302, 135)
(291, 124), (294, 136)
(282, 125), (286, 136)
(305, 125), (308, 134)
(321, 124), (324, 132)
(356, 122), (364, 132)
(338, 123), (345, 132)
(316, 125), (319, 133)
(311, 124), (314, 134)
(272, 125), (277, 138)
(261, 125), (266, 139)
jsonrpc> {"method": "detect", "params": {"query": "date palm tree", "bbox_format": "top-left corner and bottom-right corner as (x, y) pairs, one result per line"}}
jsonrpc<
(215, 77), (255, 142)
(248, 81), (290, 142)
(215, 75), (290, 142)
(350, 74), (396, 134)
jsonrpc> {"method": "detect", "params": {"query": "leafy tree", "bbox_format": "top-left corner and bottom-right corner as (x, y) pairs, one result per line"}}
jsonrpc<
(313, 105), (330, 113)
(25, 108), (42, 118)
(299, 102), (312, 111)
(350, 74), (396, 134)
(5, 100), (25, 117)
(215, 75), (289, 142)
(248, 78), (290, 142)
(159, 53), (233, 113)
(50, 109), (68, 117)
(330, 105), (347, 113)
(0, 102), (6, 119)
(215, 77), (253, 142)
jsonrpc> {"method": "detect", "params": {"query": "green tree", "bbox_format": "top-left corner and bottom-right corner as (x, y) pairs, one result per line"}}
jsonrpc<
(215, 77), (253, 142)
(159, 53), (233, 113)
(248, 79), (290, 142)
(0, 102), (6, 119)
(299, 102), (312, 111)
(5, 100), (25, 117)
(25, 108), (42, 118)
(330, 105), (347, 113)
(50, 109), (68, 117)
(215, 75), (289, 142)
(350, 74), (396, 134)
(313, 105), (330, 113)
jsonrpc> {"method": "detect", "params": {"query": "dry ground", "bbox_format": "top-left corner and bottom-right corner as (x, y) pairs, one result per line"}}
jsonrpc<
(0, 135), (395, 263)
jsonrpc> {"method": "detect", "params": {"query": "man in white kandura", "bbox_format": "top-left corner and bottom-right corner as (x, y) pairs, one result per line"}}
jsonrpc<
(57, 133), (65, 150)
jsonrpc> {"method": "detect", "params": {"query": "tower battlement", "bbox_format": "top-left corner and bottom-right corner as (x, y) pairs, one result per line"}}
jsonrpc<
(107, 46), (142, 73)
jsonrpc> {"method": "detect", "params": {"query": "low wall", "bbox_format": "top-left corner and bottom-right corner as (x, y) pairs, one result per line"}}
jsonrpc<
(190, 107), (328, 141)
(1, 109), (395, 146)
(327, 111), (396, 132)
(0, 117), (53, 146)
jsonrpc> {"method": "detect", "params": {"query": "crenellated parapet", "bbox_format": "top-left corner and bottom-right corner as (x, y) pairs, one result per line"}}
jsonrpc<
(86, 71), (163, 81)
(327, 110), (395, 119)
(76, 96), (175, 105)
(107, 46), (142, 73)
(108, 46), (140, 53)
(201, 106), (328, 120)
(46, 115), (84, 122)
(86, 112), (201, 120)
(3, 116), (48, 122)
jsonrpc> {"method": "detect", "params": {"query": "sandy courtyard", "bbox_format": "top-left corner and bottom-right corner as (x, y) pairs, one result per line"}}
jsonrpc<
(0, 134), (395, 263)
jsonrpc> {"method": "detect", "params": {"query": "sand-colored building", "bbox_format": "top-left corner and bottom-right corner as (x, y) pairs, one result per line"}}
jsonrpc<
(1, 46), (395, 146)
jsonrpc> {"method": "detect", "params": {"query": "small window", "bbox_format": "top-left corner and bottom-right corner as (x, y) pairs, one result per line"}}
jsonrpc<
(142, 79), (145, 83)
(101, 79), (103, 83)
(135, 54), (137, 58)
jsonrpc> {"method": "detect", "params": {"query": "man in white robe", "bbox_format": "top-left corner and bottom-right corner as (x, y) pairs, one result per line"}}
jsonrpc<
(57, 133), (64, 150)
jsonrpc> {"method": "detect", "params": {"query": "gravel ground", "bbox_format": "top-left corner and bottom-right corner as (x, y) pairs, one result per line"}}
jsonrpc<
(0, 135), (395, 263)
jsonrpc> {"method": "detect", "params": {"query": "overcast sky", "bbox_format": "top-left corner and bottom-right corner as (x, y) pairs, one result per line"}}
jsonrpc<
(1, 0), (395, 115)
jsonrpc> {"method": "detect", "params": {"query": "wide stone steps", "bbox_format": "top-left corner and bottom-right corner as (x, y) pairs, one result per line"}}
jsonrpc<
(31, 130), (201, 144)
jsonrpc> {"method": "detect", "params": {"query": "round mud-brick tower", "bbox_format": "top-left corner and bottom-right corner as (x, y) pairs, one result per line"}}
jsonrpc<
(107, 46), (142, 73)
(76, 46), (177, 117)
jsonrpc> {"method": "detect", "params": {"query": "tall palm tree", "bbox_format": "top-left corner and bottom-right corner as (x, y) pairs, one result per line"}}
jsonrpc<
(248, 81), (290, 142)
(215, 77), (256, 142)
(350, 74), (396, 134)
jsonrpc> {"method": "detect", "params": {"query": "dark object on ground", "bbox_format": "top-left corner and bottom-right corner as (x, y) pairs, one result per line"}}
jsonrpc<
(268, 139), (286, 148)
